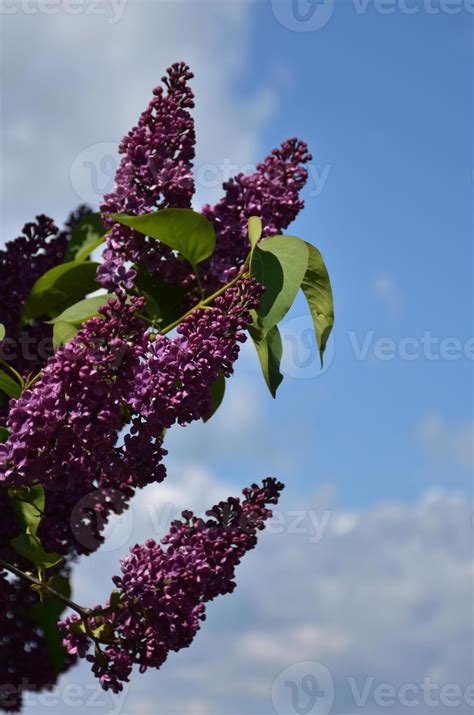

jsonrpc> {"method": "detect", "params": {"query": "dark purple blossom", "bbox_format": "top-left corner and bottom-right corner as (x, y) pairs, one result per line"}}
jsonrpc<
(0, 294), (147, 494)
(0, 215), (68, 338)
(98, 64), (311, 297)
(0, 278), (262, 556)
(123, 277), (263, 486)
(96, 258), (136, 291)
(201, 138), (312, 288)
(60, 478), (284, 693)
(99, 62), (196, 286)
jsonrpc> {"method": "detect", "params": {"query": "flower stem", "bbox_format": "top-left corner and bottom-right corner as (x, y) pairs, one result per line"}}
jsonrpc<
(0, 558), (90, 618)
(160, 254), (251, 335)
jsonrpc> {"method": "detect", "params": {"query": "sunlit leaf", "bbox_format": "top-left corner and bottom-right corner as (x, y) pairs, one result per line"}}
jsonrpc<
(12, 533), (62, 572)
(248, 216), (262, 249)
(53, 322), (79, 352)
(301, 242), (334, 365)
(9, 483), (45, 537)
(0, 370), (21, 399)
(248, 324), (284, 398)
(108, 208), (216, 265)
(251, 235), (308, 331)
(50, 294), (112, 326)
(22, 261), (100, 324)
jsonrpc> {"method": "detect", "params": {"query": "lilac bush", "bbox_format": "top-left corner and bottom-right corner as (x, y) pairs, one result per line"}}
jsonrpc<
(0, 62), (334, 712)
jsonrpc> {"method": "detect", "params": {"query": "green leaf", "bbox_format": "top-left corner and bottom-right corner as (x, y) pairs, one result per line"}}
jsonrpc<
(50, 294), (112, 326)
(65, 213), (106, 262)
(108, 208), (216, 265)
(251, 235), (309, 331)
(12, 533), (62, 572)
(248, 324), (284, 398)
(0, 370), (22, 399)
(0, 426), (9, 443)
(0, 324), (5, 341)
(30, 574), (71, 673)
(203, 369), (226, 422)
(301, 242), (335, 366)
(134, 268), (186, 327)
(9, 483), (45, 536)
(248, 216), (262, 249)
(21, 261), (100, 324)
(53, 321), (79, 352)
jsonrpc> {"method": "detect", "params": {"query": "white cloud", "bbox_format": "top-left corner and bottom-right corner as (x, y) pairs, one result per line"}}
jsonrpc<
(418, 413), (474, 469)
(0, 0), (277, 241)
(25, 472), (473, 715)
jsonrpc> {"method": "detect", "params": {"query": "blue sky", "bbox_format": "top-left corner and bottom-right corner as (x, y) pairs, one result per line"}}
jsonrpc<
(1, 1), (472, 713)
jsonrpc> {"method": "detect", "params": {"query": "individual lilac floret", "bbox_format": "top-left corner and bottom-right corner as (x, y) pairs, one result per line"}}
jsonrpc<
(96, 258), (136, 291)
(99, 62), (196, 287)
(60, 478), (284, 693)
(201, 138), (312, 289)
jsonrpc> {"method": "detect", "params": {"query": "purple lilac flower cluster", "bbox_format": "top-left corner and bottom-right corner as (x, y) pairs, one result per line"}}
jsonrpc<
(0, 208), (93, 387)
(0, 215), (68, 337)
(201, 138), (312, 288)
(98, 63), (311, 296)
(60, 478), (284, 693)
(100, 62), (196, 287)
(0, 278), (262, 555)
(124, 277), (263, 486)
(0, 294), (146, 494)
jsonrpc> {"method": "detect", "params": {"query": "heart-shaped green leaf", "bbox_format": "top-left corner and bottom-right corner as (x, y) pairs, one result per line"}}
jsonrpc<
(0, 324), (5, 341)
(50, 294), (112, 326)
(22, 261), (100, 324)
(108, 209), (216, 266)
(251, 236), (309, 332)
(12, 533), (62, 571)
(52, 322), (79, 352)
(9, 483), (45, 537)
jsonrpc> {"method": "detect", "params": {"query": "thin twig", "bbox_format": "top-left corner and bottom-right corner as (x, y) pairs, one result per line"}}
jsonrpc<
(0, 558), (90, 617)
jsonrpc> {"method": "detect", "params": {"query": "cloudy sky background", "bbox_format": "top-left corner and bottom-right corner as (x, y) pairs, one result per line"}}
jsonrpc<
(0, 1), (472, 713)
